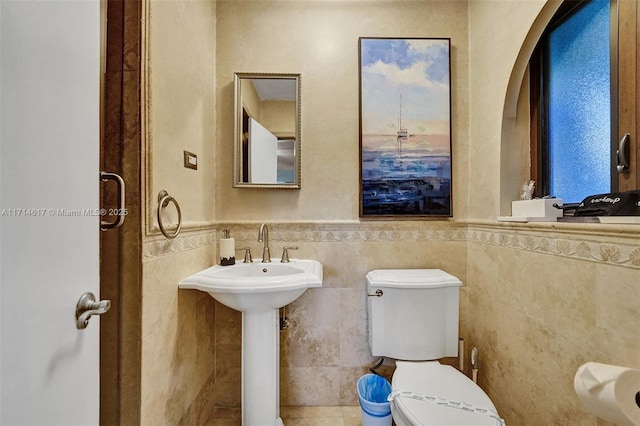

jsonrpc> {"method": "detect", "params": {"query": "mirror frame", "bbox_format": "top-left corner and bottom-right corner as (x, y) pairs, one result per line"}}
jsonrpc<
(233, 72), (302, 189)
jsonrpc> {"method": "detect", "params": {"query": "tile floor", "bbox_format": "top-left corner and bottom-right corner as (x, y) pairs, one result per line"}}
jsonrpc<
(206, 406), (366, 425)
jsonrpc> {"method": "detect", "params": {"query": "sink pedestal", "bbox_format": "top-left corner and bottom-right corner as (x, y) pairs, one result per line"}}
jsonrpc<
(178, 259), (323, 426)
(242, 309), (283, 426)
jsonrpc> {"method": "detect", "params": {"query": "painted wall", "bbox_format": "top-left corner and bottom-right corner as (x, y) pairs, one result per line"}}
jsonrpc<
(241, 79), (261, 121)
(215, 0), (470, 221)
(261, 100), (296, 138)
(150, 0), (217, 230)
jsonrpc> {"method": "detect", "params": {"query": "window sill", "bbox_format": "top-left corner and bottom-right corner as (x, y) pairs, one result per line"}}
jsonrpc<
(559, 216), (640, 224)
(488, 216), (640, 236)
(496, 216), (640, 225)
(497, 216), (558, 223)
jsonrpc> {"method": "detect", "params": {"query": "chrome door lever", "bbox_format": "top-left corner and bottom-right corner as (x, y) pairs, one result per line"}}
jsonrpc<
(76, 292), (111, 329)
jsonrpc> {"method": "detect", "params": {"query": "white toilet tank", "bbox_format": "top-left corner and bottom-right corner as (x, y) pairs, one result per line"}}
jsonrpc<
(366, 269), (462, 360)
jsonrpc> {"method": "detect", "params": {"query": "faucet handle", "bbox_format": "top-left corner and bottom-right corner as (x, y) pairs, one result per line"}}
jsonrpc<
(236, 246), (253, 263)
(281, 246), (298, 263)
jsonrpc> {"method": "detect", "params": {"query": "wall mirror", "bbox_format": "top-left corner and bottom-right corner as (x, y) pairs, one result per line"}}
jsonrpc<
(233, 72), (301, 188)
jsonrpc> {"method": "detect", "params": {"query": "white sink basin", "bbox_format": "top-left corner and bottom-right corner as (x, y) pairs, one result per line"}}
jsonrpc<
(179, 258), (323, 312)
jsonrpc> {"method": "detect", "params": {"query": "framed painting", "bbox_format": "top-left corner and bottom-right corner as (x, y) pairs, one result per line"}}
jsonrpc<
(359, 37), (452, 217)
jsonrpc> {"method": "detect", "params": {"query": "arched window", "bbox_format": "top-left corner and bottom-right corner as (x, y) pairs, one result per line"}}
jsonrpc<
(530, 0), (638, 204)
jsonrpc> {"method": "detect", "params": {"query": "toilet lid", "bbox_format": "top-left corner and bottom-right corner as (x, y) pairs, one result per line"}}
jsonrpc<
(391, 361), (503, 426)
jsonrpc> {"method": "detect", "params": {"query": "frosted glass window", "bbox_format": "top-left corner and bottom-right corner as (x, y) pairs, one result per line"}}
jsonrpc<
(547, 0), (611, 203)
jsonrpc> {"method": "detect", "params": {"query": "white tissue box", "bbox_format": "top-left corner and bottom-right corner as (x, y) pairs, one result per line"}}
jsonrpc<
(512, 199), (563, 218)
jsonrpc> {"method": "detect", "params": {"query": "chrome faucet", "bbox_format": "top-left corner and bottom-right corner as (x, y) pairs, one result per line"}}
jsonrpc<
(257, 223), (271, 262)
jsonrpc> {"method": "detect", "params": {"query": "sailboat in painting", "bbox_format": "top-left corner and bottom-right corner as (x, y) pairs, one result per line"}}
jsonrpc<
(396, 94), (414, 158)
(396, 94), (410, 143)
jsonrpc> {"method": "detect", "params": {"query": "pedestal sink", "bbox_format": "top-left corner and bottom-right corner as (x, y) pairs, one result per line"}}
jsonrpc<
(179, 259), (323, 426)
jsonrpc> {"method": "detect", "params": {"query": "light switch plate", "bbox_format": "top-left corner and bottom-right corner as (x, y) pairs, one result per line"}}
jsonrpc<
(183, 150), (197, 170)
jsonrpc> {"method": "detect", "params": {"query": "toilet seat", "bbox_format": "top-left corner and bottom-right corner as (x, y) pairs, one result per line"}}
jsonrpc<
(391, 361), (503, 426)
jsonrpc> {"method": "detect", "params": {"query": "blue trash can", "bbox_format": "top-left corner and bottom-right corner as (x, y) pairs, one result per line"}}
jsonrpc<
(357, 374), (392, 426)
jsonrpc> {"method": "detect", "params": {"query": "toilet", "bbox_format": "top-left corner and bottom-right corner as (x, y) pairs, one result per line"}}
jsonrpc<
(366, 269), (504, 426)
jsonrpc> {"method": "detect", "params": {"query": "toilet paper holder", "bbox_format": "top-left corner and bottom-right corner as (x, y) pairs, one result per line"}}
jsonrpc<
(574, 362), (640, 425)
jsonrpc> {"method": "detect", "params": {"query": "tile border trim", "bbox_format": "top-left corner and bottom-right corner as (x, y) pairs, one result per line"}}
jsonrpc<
(142, 221), (640, 269)
(143, 228), (217, 260)
(467, 225), (640, 269)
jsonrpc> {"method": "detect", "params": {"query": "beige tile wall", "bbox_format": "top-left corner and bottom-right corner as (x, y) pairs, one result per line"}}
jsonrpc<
(139, 1), (640, 425)
(465, 223), (640, 425)
(141, 239), (218, 425)
(209, 222), (468, 407)
(144, 221), (639, 426)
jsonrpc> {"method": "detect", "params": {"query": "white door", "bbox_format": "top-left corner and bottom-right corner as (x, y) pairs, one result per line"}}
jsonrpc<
(249, 117), (279, 183)
(1, 1), (102, 424)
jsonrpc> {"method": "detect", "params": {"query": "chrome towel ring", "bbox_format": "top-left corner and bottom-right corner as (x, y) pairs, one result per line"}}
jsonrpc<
(157, 190), (182, 239)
